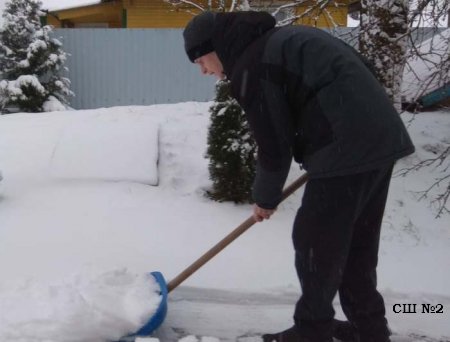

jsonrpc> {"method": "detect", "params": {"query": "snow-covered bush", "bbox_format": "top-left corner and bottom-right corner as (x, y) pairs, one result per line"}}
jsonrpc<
(206, 80), (257, 203)
(0, 0), (73, 113)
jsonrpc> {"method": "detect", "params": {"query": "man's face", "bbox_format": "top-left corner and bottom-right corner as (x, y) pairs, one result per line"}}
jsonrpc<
(195, 52), (225, 80)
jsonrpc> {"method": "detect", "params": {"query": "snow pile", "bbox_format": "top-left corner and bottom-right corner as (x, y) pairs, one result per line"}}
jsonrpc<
(0, 107), (160, 185)
(50, 111), (160, 185)
(43, 95), (68, 112)
(0, 269), (161, 342)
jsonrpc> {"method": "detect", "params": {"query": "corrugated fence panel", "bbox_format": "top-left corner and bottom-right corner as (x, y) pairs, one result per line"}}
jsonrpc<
(54, 29), (215, 109)
(53, 27), (445, 110)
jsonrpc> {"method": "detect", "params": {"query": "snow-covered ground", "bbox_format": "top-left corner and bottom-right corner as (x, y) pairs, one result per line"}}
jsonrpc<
(0, 103), (449, 342)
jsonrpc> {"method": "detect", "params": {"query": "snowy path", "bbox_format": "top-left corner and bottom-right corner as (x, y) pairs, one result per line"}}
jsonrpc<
(150, 287), (450, 341)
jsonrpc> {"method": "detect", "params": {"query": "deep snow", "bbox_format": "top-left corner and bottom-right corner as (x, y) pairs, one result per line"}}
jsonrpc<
(0, 102), (449, 341)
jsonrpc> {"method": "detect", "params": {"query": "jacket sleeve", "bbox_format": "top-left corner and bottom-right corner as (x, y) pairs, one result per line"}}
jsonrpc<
(252, 156), (291, 209)
(233, 72), (294, 209)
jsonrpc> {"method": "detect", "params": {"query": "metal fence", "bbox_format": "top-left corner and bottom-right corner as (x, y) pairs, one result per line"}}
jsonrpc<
(54, 27), (446, 110)
(55, 29), (215, 110)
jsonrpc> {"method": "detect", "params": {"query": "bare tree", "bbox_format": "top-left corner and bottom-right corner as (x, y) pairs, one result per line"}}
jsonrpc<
(395, 145), (450, 218)
(164, 0), (349, 26)
(403, 0), (449, 109)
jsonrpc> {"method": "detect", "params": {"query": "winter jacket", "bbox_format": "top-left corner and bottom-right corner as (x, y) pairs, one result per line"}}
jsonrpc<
(211, 12), (415, 209)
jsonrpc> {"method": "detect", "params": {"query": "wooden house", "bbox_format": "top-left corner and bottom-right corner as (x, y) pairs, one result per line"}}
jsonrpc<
(42, 0), (357, 28)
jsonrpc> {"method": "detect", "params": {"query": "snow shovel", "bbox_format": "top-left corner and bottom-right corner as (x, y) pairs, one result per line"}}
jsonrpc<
(132, 173), (309, 338)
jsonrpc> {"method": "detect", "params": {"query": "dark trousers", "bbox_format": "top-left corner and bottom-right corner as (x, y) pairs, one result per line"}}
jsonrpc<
(293, 165), (393, 341)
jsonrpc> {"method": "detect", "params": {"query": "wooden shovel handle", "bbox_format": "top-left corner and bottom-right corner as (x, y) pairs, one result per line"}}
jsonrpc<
(167, 173), (309, 293)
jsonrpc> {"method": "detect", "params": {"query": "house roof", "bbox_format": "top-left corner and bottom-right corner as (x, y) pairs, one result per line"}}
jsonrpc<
(41, 0), (102, 12)
(402, 28), (450, 103)
(42, 0), (360, 12)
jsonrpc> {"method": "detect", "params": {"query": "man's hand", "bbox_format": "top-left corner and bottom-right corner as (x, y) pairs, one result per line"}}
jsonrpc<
(253, 204), (276, 222)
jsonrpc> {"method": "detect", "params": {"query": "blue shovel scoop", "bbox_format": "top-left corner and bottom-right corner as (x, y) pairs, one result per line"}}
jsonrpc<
(129, 173), (308, 338)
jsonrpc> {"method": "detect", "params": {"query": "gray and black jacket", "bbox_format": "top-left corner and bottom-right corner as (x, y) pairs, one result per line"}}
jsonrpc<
(211, 12), (415, 209)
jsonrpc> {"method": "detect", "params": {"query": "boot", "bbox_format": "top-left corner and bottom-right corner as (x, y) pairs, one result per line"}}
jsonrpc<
(332, 319), (392, 342)
(332, 319), (356, 341)
(262, 326), (332, 342)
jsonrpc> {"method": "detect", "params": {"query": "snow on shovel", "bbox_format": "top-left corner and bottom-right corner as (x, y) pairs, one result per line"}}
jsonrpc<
(125, 173), (309, 339)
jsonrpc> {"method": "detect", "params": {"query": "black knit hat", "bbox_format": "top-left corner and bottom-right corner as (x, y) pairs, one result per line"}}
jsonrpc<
(183, 11), (216, 63)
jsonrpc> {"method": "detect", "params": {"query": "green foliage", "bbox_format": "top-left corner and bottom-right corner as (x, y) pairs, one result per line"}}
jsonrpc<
(206, 80), (257, 203)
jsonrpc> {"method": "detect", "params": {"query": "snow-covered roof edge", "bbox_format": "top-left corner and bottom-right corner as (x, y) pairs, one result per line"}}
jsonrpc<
(42, 0), (102, 12)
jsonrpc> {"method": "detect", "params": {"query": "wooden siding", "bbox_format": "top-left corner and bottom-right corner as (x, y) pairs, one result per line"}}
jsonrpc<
(123, 0), (234, 10)
(48, 15), (62, 28)
(124, 0), (349, 28)
(47, 2), (123, 28)
(56, 2), (122, 20)
(124, 0), (210, 28)
(126, 7), (195, 28)
(295, 5), (348, 27)
(46, 0), (350, 28)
